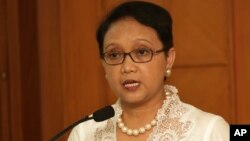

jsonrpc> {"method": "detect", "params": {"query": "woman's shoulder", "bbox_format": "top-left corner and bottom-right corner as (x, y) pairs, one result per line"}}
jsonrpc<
(183, 102), (228, 125)
(182, 103), (229, 140)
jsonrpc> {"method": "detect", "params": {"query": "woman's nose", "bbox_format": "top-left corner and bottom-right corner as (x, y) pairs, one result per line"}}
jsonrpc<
(120, 54), (137, 74)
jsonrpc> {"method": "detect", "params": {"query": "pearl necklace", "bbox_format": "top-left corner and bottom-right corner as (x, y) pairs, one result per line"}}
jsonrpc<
(117, 115), (157, 136)
(117, 87), (171, 136)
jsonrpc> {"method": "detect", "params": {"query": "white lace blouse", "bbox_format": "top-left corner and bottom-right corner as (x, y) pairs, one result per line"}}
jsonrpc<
(68, 85), (229, 141)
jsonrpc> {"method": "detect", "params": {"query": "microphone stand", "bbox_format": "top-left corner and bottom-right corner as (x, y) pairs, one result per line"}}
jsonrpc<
(49, 105), (114, 141)
(49, 115), (93, 141)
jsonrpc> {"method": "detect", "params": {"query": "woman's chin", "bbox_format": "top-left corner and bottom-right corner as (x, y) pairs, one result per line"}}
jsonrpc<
(120, 96), (147, 107)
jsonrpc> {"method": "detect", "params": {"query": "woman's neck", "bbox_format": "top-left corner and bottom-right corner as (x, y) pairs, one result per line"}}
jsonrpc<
(119, 91), (165, 128)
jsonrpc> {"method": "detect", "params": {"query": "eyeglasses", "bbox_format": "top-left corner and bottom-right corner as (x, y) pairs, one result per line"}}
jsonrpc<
(101, 47), (165, 65)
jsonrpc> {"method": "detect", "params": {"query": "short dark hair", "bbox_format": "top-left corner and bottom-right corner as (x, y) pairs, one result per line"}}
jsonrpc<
(96, 1), (173, 57)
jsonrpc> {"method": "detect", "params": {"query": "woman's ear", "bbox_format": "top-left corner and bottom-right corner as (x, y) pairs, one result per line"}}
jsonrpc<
(100, 59), (107, 77)
(166, 48), (176, 69)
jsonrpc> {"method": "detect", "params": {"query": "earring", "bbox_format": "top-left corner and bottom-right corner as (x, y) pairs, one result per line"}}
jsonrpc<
(165, 69), (171, 77)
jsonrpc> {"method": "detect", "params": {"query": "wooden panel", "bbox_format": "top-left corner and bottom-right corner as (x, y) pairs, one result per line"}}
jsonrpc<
(164, 0), (234, 123)
(60, 0), (106, 120)
(6, 0), (23, 140)
(37, 0), (65, 140)
(165, 0), (231, 66)
(0, 0), (10, 140)
(5, 0), (43, 139)
(169, 66), (233, 123)
(18, 0), (42, 140)
(233, 0), (250, 124)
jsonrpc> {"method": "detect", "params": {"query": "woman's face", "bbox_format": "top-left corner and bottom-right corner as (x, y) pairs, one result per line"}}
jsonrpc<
(102, 18), (175, 106)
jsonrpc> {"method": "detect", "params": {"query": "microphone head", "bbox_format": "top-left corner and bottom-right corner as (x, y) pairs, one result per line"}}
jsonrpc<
(93, 105), (115, 122)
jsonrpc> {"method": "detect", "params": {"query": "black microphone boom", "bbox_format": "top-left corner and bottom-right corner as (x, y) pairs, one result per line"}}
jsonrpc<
(49, 105), (115, 141)
(93, 105), (115, 122)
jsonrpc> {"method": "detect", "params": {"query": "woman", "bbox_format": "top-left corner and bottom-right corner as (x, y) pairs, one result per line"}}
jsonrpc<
(68, 1), (229, 141)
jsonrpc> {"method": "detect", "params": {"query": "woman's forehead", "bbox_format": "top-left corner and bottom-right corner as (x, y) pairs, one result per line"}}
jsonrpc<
(103, 18), (159, 45)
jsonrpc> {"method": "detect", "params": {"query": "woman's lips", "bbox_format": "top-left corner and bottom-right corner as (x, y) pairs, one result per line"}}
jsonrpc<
(122, 80), (140, 91)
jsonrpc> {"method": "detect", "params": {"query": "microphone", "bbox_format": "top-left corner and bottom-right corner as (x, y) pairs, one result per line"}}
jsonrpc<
(49, 105), (115, 141)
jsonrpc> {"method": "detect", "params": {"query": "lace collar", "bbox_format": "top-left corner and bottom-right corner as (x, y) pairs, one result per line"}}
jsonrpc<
(94, 85), (193, 141)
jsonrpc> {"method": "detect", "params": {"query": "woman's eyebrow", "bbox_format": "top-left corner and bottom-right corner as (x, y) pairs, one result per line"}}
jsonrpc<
(136, 38), (153, 45)
(104, 43), (116, 50)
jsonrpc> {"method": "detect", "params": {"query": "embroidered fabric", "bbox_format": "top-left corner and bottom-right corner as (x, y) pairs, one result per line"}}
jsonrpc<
(148, 85), (193, 141)
(94, 119), (115, 141)
(94, 85), (193, 141)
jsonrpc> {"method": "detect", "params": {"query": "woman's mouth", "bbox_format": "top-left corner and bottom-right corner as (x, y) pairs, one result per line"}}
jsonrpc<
(122, 80), (140, 91)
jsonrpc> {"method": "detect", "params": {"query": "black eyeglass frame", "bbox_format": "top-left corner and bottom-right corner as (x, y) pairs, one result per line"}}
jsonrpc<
(101, 48), (165, 65)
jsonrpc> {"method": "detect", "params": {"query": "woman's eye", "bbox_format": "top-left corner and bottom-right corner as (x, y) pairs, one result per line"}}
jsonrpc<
(135, 48), (151, 56)
(107, 52), (122, 59)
